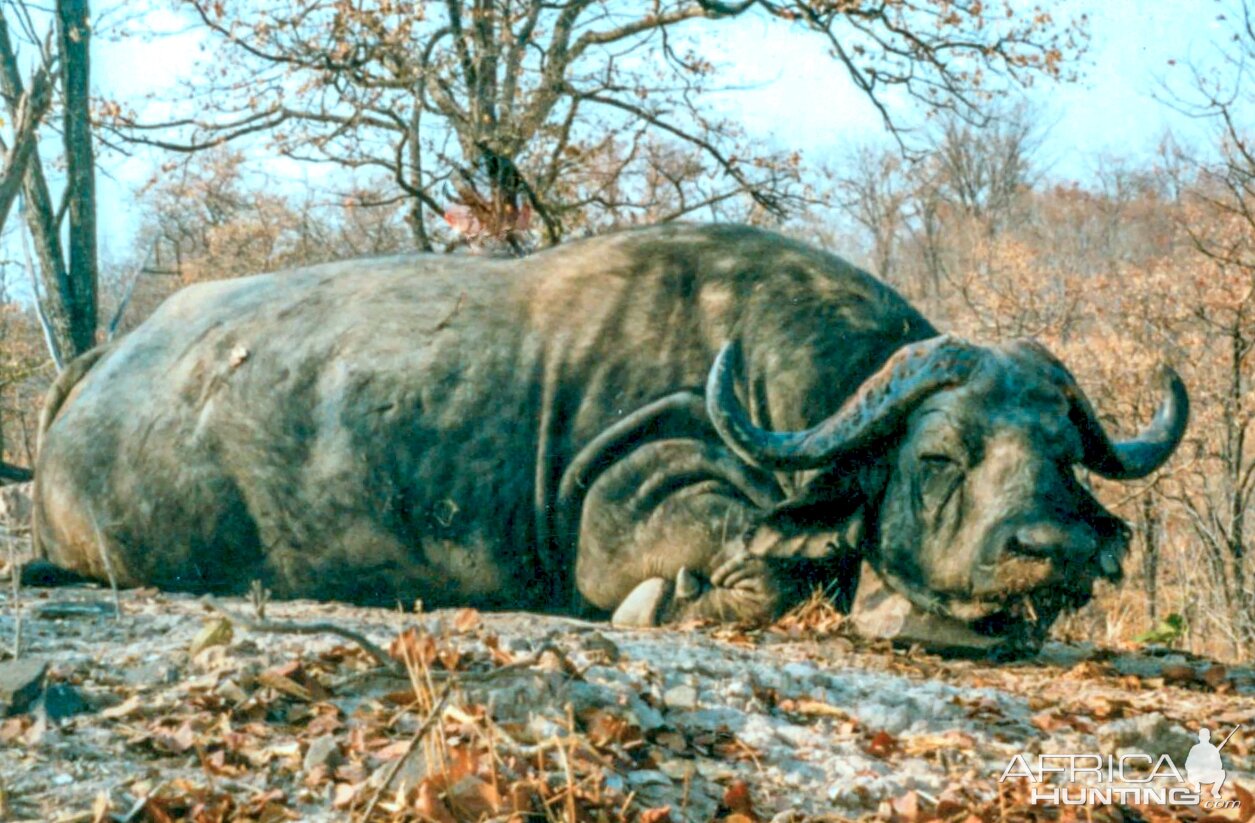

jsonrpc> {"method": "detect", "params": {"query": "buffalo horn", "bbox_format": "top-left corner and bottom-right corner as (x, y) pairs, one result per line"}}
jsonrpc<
(706, 335), (982, 470)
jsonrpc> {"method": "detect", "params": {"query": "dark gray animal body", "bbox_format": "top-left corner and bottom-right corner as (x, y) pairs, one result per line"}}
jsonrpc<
(32, 224), (1187, 640)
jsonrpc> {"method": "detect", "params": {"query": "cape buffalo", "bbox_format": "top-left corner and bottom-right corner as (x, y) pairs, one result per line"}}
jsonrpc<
(29, 223), (1187, 646)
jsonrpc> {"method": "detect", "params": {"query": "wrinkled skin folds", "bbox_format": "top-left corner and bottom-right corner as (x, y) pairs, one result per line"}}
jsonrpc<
(31, 224), (1187, 647)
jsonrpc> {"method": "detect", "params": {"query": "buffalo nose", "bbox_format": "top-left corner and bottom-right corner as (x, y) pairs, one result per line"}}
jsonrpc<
(1008, 523), (1096, 559)
(1006, 523), (1122, 578)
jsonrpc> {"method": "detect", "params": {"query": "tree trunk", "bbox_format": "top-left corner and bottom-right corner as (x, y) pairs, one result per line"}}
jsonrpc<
(57, 0), (98, 356)
(0, 16), (73, 362)
(408, 104), (431, 252)
(1140, 493), (1159, 621)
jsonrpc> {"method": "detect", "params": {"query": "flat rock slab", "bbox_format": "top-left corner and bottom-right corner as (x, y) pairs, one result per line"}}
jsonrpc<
(30, 600), (115, 620)
(0, 656), (48, 716)
(847, 563), (1006, 656)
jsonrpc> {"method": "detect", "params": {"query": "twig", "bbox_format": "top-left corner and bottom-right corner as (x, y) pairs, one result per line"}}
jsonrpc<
(426, 642), (583, 684)
(210, 597), (585, 691)
(118, 781), (166, 823)
(248, 579), (269, 621)
(559, 704), (577, 821)
(359, 681), (453, 821)
(206, 597), (400, 674)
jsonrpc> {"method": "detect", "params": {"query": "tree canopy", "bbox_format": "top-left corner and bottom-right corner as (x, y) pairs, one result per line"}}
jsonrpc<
(108, 0), (1086, 252)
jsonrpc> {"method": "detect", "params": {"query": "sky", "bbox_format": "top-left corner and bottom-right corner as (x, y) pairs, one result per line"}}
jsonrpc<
(698, 0), (1232, 173)
(84, 0), (1241, 264)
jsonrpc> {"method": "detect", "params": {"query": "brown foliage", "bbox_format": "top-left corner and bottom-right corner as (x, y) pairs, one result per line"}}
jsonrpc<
(102, 0), (1084, 252)
(812, 90), (1255, 660)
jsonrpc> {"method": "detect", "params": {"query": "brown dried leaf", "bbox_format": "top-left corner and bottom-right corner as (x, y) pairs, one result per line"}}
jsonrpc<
(91, 791), (111, 823)
(153, 720), (197, 754)
(258, 668), (311, 702)
(1031, 710), (1069, 733)
(1162, 664), (1197, 686)
(1233, 781), (1254, 823)
(437, 646), (462, 671)
(866, 730), (899, 759)
(484, 634), (514, 666)
(101, 695), (144, 720)
(583, 708), (642, 747)
(890, 790), (924, 821)
(414, 779), (457, 823)
(1203, 665), (1231, 690)
(141, 796), (176, 823)
(190, 616), (234, 656)
(791, 698), (850, 719)
(390, 627), (438, 668)
(452, 607), (480, 633)
(1065, 660), (1115, 680)
(447, 775), (501, 818)
(1087, 695), (1131, 720)
(720, 780), (754, 816)
(902, 730), (976, 756)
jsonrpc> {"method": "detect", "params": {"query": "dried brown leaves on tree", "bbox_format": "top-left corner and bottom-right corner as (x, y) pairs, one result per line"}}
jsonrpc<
(808, 30), (1255, 659)
(104, 0), (1085, 253)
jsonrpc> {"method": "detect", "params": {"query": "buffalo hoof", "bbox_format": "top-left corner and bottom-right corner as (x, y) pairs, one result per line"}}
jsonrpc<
(611, 577), (674, 627)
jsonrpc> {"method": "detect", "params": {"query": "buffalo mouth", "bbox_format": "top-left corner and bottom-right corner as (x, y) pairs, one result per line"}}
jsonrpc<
(868, 560), (1111, 656)
(960, 583), (1098, 647)
(945, 540), (1124, 642)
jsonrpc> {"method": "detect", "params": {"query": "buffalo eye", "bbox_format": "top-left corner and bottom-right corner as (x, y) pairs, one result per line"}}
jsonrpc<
(917, 453), (963, 510)
(918, 452), (958, 473)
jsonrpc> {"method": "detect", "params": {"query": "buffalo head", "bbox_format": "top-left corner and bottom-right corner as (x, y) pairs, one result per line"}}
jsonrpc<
(706, 335), (1188, 646)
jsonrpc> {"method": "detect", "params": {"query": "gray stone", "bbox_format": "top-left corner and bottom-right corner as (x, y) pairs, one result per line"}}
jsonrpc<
(369, 749), (430, 792)
(0, 657), (48, 716)
(627, 697), (666, 731)
(215, 678), (248, 704)
(31, 601), (113, 620)
(123, 661), (180, 688)
(626, 769), (672, 787)
(848, 563), (1003, 655)
(659, 759), (695, 780)
(38, 683), (90, 721)
(770, 812), (808, 823)
(1098, 712), (1196, 766)
(303, 734), (343, 772)
(664, 684), (699, 711)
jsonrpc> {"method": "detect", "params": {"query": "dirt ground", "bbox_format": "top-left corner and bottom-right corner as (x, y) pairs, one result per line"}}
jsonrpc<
(0, 538), (1253, 823)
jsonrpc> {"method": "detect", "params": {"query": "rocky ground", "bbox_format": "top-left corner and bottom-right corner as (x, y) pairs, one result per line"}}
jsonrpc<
(0, 529), (1253, 822)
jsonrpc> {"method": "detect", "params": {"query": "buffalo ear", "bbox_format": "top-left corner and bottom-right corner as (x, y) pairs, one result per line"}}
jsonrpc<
(753, 462), (886, 560)
(748, 467), (876, 614)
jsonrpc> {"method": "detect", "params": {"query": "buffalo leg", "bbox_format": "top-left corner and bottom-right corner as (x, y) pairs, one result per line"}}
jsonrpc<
(575, 438), (818, 625)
